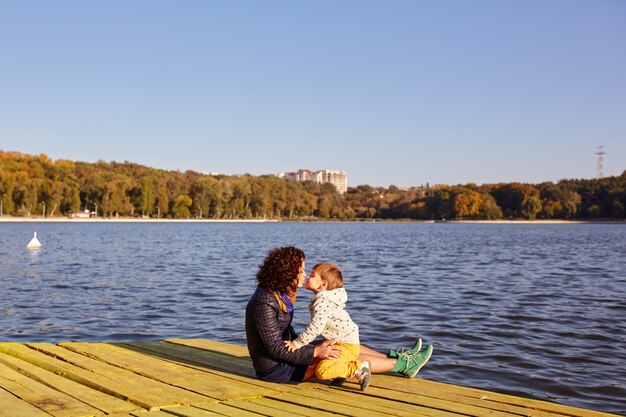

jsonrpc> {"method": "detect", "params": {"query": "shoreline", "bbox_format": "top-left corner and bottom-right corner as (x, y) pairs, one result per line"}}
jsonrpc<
(0, 216), (623, 224)
(0, 216), (277, 223)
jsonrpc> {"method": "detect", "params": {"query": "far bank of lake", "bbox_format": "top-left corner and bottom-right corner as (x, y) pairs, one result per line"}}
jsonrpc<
(1, 215), (624, 224)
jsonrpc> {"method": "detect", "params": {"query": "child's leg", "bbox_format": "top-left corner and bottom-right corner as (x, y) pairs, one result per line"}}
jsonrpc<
(359, 345), (388, 358)
(315, 343), (360, 380)
(302, 364), (318, 381)
(358, 344), (397, 372)
(358, 354), (396, 373)
(316, 357), (359, 380)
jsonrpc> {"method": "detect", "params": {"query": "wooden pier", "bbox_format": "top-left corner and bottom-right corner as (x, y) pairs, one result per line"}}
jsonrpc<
(0, 339), (619, 417)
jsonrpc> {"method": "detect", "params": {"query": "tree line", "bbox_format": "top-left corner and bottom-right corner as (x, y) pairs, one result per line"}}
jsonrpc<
(1, 151), (624, 220)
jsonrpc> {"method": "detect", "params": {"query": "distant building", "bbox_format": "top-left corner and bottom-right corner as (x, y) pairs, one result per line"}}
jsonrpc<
(279, 169), (348, 194)
(70, 209), (95, 219)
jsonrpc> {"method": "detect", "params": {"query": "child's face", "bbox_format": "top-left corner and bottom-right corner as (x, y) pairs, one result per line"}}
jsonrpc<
(305, 270), (327, 293)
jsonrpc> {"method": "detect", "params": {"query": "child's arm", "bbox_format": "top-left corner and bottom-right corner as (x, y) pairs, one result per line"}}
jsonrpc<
(291, 297), (335, 349)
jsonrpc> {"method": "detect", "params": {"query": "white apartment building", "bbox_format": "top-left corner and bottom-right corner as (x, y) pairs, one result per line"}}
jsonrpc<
(279, 169), (348, 194)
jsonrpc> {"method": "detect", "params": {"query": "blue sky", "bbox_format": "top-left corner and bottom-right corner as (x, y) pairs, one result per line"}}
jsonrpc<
(1, 1), (624, 187)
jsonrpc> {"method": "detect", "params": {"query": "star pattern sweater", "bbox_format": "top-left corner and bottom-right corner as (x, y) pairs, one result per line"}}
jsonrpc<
(291, 288), (360, 349)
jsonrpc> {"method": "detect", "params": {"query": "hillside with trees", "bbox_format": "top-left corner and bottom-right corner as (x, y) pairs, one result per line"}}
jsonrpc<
(1, 150), (624, 220)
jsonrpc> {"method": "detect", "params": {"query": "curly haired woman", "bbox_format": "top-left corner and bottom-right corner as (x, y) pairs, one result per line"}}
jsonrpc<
(245, 246), (339, 383)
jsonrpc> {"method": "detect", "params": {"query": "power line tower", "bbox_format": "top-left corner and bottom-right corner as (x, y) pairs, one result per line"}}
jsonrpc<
(596, 145), (605, 179)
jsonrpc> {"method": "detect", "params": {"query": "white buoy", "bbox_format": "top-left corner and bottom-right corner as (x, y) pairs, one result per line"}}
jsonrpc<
(27, 232), (42, 249)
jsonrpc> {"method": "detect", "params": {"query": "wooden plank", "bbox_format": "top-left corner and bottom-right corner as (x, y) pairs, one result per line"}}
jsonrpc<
(26, 343), (212, 406)
(160, 406), (220, 416)
(297, 386), (464, 417)
(218, 399), (293, 417)
(335, 385), (513, 417)
(364, 376), (557, 417)
(266, 390), (391, 417)
(0, 387), (54, 417)
(0, 362), (103, 417)
(59, 342), (278, 401)
(0, 352), (142, 415)
(224, 397), (339, 417)
(194, 402), (264, 417)
(119, 342), (325, 393)
(371, 375), (620, 417)
(119, 342), (255, 377)
(129, 411), (183, 417)
(243, 397), (340, 417)
(0, 343), (208, 410)
(161, 406), (220, 416)
(165, 339), (249, 358)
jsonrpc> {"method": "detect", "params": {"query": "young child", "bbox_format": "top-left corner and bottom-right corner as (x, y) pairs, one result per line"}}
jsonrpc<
(284, 263), (372, 390)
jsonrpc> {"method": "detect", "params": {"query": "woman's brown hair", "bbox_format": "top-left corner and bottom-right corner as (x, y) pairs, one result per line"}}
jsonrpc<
(256, 247), (305, 293)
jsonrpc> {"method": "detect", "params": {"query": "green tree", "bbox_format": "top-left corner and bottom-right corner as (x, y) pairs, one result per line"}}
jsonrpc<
(478, 194), (503, 220)
(173, 194), (192, 218)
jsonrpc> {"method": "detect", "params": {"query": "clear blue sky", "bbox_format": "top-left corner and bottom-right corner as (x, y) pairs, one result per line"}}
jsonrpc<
(1, 1), (624, 187)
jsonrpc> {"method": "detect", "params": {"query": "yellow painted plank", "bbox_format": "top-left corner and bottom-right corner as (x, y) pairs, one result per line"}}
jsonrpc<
(372, 375), (620, 417)
(266, 390), (394, 417)
(161, 406), (220, 416)
(245, 397), (340, 417)
(119, 342), (325, 393)
(225, 398), (337, 417)
(195, 402), (263, 417)
(0, 343), (208, 410)
(130, 411), (181, 417)
(60, 342), (278, 401)
(364, 376), (557, 417)
(0, 362), (103, 417)
(222, 399), (295, 417)
(0, 352), (142, 415)
(0, 387), (53, 417)
(333, 385), (513, 417)
(298, 386), (464, 417)
(120, 342), (254, 377)
(26, 343), (212, 406)
(165, 339), (249, 359)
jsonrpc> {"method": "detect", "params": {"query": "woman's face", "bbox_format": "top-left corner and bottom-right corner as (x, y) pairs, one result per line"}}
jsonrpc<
(294, 261), (306, 288)
(305, 270), (327, 293)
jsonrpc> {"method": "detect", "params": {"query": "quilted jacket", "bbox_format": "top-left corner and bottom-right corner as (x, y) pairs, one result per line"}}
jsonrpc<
(245, 285), (315, 372)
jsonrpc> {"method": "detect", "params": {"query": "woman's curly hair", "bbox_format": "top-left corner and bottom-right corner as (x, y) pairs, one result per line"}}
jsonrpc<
(256, 246), (305, 293)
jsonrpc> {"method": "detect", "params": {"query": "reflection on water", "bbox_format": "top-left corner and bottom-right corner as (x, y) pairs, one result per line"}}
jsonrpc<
(0, 222), (625, 414)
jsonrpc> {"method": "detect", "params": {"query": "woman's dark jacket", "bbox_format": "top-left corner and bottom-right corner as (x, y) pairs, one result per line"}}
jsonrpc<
(245, 285), (314, 372)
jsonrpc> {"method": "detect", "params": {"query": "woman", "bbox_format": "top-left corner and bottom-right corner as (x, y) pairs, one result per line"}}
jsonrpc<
(245, 246), (339, 383)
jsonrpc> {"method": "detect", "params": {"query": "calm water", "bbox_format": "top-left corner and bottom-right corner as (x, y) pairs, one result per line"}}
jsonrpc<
(1, 222), (625, 414)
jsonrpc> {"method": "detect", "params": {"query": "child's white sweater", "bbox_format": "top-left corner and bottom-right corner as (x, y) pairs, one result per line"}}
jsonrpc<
(291, 288), (360, 349)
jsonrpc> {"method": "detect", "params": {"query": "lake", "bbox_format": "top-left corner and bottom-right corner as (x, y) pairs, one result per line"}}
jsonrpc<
(1, 221), (624, 414)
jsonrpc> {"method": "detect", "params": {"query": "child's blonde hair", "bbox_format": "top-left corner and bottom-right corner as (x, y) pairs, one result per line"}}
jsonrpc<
(312, 263), (343, 290)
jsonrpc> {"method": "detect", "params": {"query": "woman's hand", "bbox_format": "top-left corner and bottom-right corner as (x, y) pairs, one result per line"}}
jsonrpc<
(313, 339), (341, 360)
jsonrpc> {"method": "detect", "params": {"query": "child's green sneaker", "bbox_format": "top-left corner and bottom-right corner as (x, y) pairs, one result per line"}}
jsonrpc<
(354, 361), (371, 391)
(387, 338), (422, 358)
(391, 344), (433, 378)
